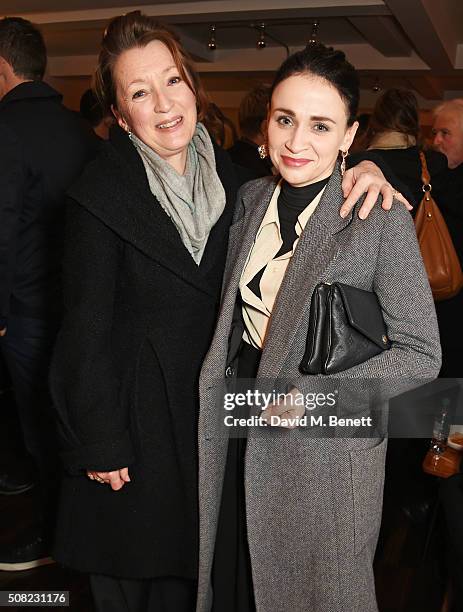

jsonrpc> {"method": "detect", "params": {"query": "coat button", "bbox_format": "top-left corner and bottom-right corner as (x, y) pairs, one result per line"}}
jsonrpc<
(225, 366), (235, 378)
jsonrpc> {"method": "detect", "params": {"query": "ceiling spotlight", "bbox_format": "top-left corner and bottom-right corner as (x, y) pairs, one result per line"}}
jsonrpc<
(307, 20), (319, 45)
(257, 23), (266, 49)
(372, 77), (381, 93)
(208, 24), (216, 51)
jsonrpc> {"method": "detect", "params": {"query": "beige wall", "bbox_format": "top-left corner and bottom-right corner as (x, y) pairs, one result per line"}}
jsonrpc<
(45, 76), (92, 111)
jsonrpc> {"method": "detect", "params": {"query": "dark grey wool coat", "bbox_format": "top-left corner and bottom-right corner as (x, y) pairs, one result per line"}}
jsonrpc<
(49, 126), (240, 579)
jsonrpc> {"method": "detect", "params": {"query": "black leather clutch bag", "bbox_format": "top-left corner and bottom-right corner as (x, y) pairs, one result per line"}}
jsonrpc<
(299, 282), (392, 375)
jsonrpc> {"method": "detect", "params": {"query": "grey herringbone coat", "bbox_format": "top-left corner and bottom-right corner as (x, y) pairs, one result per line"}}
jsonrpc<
(197, 169), (441, 612)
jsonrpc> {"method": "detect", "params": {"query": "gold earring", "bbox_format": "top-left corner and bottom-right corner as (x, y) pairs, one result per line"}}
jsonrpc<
(258, 143), (268, 159)
(340, 149), (348, 176)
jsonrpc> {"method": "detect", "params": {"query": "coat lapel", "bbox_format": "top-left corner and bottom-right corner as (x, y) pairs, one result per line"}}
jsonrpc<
(258, 169), (354, 377)
(69, 127), (235, 299)
(219, 177), (279, 322)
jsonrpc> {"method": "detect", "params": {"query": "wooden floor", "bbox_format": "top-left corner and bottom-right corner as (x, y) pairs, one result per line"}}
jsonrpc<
(0, 391), (451, 611)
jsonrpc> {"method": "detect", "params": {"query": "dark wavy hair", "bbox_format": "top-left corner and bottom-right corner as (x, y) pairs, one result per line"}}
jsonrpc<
(270, 43), (359, 126)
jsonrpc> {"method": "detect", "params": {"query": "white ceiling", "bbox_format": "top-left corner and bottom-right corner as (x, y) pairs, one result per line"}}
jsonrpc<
(2, 0), (463, 102)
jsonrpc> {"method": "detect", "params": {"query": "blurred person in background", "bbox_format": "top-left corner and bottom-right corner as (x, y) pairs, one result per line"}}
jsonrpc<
(431, 98), (463, 265)
(228, 84), (273, 178)
(202, 101), (237, 148)
(79, 87), (114, 140)
(432, 98), (463, 171)
(431, 100), (463, 612)
(350, 111), (370, 153)
(430, 99), (463, 378)
(355, 88), (448, 209)
(0, 16), (97, 570)
(352, 89), (463, 379)
(349, 87), (454, 553)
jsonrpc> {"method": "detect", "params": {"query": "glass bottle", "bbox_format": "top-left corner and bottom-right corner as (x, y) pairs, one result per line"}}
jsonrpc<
(430, 397), (451, 455)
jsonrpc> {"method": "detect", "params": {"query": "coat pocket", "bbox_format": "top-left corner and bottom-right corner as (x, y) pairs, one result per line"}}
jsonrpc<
(350, 437), (387, 554)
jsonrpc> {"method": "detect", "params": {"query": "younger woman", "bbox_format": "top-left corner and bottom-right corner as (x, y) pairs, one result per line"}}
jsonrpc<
(197, 45), (441, 612)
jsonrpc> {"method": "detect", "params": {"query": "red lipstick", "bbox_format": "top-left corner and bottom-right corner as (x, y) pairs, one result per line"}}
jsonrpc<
(281, 155), (311, 167)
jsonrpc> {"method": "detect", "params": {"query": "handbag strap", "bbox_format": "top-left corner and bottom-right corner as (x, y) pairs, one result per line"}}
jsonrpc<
(419, 150), (432, 200)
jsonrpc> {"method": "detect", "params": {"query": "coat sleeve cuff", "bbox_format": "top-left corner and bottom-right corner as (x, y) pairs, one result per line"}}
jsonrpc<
(60, 430), (136, 475)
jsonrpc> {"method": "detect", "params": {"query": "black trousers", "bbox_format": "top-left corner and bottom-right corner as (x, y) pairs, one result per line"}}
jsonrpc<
(0, 316), (60, 526)
(211, 341), (261, 612)
(90, 575), (197, 612)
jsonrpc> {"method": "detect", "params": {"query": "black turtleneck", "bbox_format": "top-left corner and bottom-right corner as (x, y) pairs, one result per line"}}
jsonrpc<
(247, 176), (329, 299)
(276, 177), (329, 257)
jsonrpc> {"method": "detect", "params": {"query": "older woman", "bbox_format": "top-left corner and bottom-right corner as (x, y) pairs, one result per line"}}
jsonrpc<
(50, 11), (406, 612)
(197, 44), (441, 612)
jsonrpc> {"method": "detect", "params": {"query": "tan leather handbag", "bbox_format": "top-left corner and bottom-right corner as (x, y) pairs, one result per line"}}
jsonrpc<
(414, 151), (463, 301)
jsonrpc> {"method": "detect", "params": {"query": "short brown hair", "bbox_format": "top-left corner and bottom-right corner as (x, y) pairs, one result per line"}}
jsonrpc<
(369, 88), (420, 141)
(0, 17), (46, 80)
(238, 84), (270, 138)
(94, 11), (208, 119)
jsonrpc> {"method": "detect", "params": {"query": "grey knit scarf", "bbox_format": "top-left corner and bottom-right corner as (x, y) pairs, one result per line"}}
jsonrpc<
(130, 122), (226, 264)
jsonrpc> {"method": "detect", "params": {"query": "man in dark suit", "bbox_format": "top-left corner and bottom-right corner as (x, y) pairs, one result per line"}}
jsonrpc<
(0, 16), (97, 570)
(431, 100), (463, 378)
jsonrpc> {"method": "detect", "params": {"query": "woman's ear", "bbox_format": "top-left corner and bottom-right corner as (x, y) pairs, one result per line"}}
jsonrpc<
(111, 104), (129, 133)
(342, 120), (359, 152)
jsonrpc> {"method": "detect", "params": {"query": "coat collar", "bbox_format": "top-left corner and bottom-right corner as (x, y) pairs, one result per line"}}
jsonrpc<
(238, 168), (354, 237)
(226, 168), (354, 280)
(223, 167), (357, 377)
(69, 126), (236, 298)
(0, 81), (62, 109)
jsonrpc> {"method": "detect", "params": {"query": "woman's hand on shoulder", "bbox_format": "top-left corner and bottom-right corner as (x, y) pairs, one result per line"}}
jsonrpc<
(341, 159), (412, 219)
(87, 467), (131, 491)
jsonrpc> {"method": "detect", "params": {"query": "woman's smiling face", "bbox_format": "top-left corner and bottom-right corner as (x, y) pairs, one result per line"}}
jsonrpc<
(267, 74), (358, 187)
(112, 39), (197, 174)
